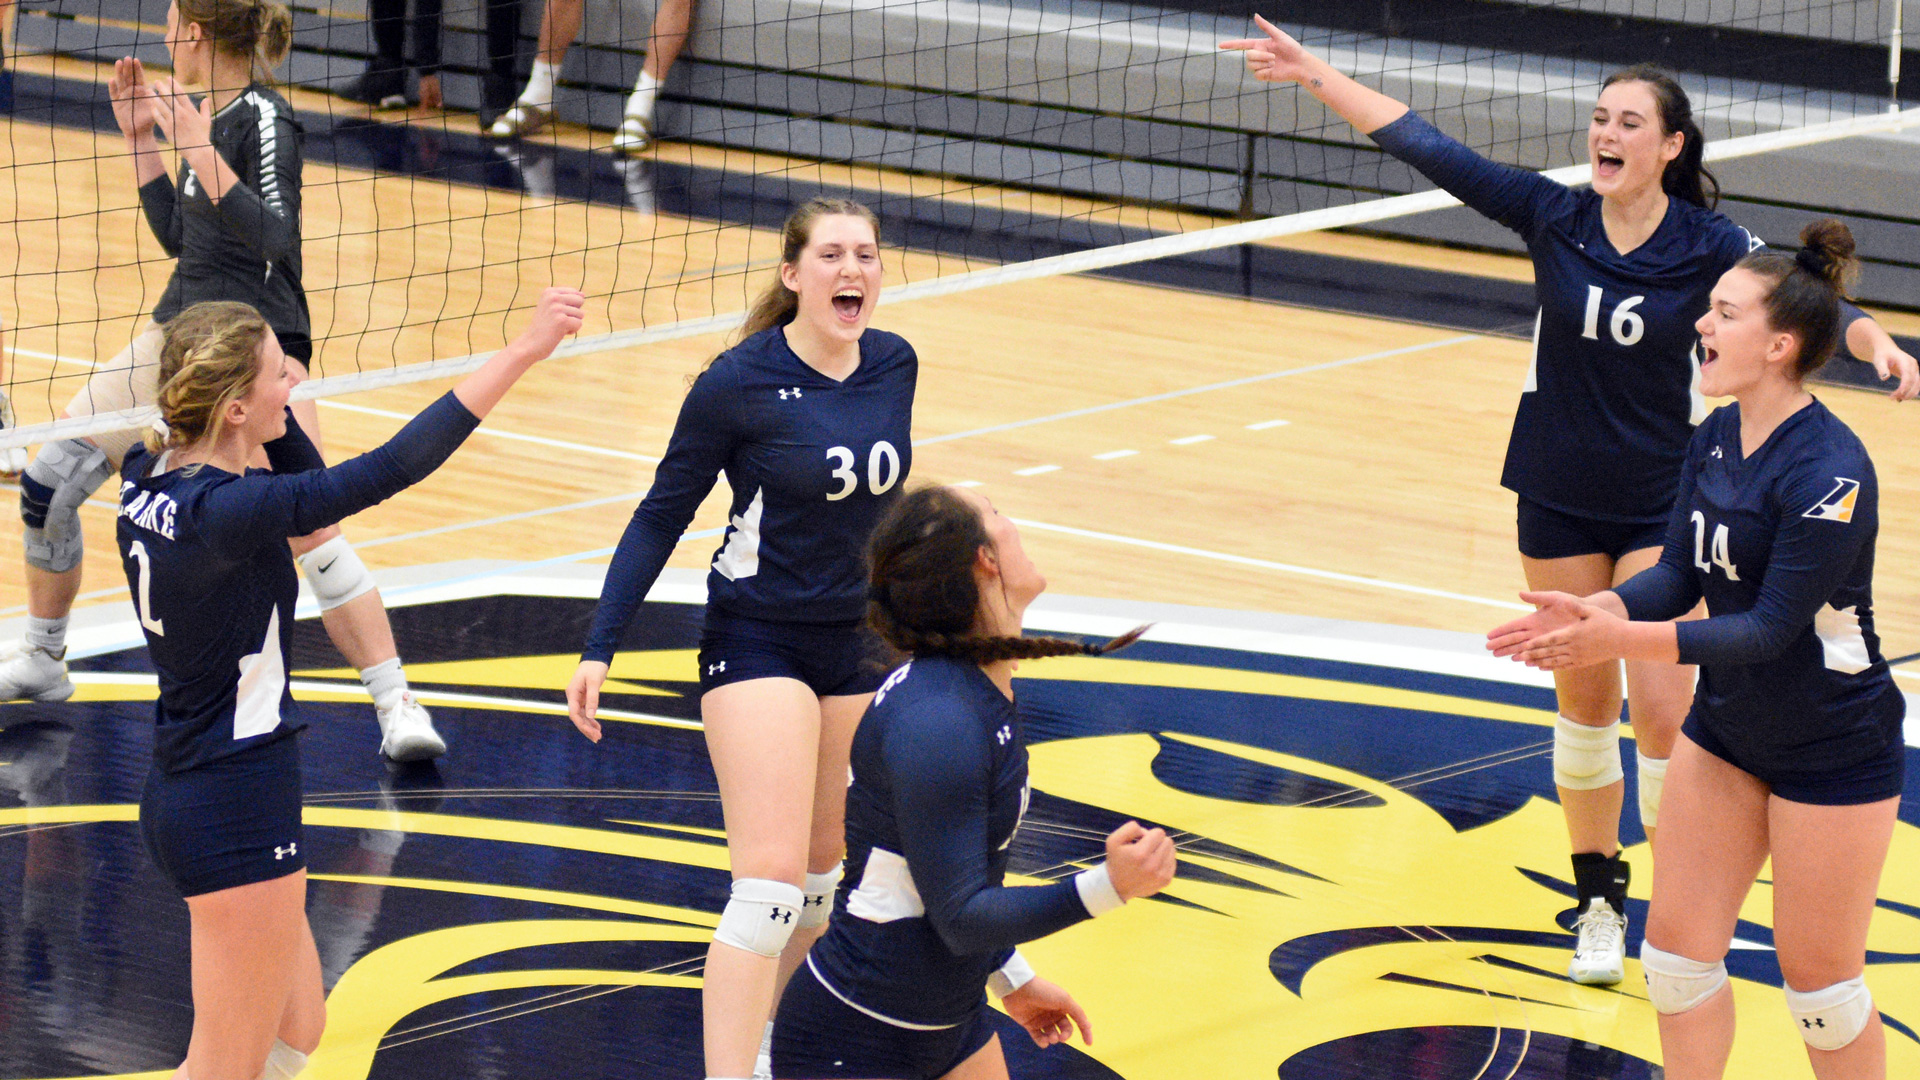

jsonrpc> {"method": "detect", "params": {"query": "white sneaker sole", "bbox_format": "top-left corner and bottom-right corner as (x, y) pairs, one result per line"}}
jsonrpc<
(0, 677), (74, 704)
(1567, 959), (1625, 985)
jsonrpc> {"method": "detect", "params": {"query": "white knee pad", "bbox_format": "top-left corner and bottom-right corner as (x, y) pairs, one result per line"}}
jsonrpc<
(1637, 753), (1669, 831)
(799, 862), (843, 930)
(1785, 976), (1874, 1051)
(297, 536), (377, 611)
(713, 878), (804, 958)
(1640, 941), (1728, 1015)
(260, 1038), (309, 1079)
(1554, 716), (1624, 791)
(19, 439), (112, 573)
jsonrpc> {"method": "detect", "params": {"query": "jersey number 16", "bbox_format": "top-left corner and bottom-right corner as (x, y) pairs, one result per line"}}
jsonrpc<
(1581, 286), (1647, 347)
(1691, 511), (1739, 581)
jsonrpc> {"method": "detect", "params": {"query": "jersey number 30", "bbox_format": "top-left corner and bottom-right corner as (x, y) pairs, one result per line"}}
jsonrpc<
(1691, 511), (1739, 580)
(826, 441), (902, 501)
(1581, 286), (1646, 346)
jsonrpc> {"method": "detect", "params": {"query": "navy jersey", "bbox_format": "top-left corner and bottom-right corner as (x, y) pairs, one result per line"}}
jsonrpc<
(582, 327), (916, 663)
(1371, 112), (1774, 523)
(1614, 400), (1905, 774)
(807, 657), (1103, 1029)
(140, 84), (310, 345)
(117, 395), (479, 773)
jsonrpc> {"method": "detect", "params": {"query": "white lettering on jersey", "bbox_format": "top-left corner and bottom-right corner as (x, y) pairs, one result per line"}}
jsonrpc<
(1803, 478), (1860, 523)
(120, 489), (179, 539)
(872, 662), (912, 706)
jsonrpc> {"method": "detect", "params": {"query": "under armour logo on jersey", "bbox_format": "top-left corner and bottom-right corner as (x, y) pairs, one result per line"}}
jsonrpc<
(707, 661), (726, 676)
(770, 908), (793, 924)
(1711, 446), (1723, 459)
(779, 387), (803, 400)
(1803, 478), (1861, 523)
(274, 843), (298, 860)
(995, 725), (1012, 745)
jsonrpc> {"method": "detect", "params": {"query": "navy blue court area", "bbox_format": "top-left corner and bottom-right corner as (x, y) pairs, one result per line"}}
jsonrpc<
(5, 583), (1920, 1078)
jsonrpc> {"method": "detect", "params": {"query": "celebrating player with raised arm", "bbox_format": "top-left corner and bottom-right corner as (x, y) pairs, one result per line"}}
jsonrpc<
(123, 288), (581, 1080)
(1223, 14), (1916, 986)
(9, 0), (449, 761)
(566, 198), (916, 1080)
(773, 484), (1175, 1080)
(1490, 221), (1904, 1080)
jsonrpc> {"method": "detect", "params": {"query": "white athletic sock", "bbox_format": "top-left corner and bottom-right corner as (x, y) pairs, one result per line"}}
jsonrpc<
(360, 657), (408, 707)
(520, 59), (559, 108)
(625, 69), (661, 120)
(25, 614), (67, 655)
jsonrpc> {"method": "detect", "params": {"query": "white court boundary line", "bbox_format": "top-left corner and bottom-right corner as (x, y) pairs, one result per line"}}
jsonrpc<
(9, 105), (1913, 450)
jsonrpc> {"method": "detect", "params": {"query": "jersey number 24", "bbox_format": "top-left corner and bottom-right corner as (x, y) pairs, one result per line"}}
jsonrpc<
(1691, 511), (1739, 581)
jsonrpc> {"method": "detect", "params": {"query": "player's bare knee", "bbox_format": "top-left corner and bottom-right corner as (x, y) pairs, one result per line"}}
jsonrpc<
(20, 439), (112, 573)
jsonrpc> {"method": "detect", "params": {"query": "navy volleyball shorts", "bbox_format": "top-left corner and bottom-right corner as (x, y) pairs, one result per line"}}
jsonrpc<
(697, 608), (893, 697)
(1516, 496), (1667, 562)
(1684, 718), (1906, 806)
(140, 733), (306, 897)
(771, 960), (998, 1080)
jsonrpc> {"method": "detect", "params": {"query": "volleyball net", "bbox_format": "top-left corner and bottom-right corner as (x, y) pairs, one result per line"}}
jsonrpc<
(1, 0), (1913, 449)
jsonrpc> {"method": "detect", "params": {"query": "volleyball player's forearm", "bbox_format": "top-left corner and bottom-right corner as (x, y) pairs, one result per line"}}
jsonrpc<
(451, 334), (548, 419)
(200, 394), (481, 551)
(138, 176), (183, 256)
(581, 513), (681, 664)
(1612, 561), (1700, 623)
(1294, 53), (1407, 135)
(127, 133), (168, 188)
(1842, 305), (1889, 362)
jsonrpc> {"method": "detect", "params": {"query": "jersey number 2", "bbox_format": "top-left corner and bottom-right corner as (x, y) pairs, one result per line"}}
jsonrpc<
(1581, 286), (1646, 346)
(129, 540), (166, 636)
(1690, 511), (1739, 581)
(826, 441), (902, 501)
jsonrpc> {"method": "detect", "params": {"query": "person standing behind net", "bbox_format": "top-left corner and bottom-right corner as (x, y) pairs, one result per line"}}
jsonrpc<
(773, 483), (1177, 1080)
(1221, 16), (1917, 987)
(335, 0), (526, 131)
(1490, 221), (1904, 1080)
(566, 197), (912, 1080)
(124, 288), (581, 1080)
(5, 0), (447, 762)
(487, 0), (689, 154)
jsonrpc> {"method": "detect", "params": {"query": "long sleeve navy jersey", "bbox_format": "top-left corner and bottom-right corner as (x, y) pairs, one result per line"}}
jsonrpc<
(1369, 112), (1862, 524)
(117, 394), (480, 773)
(1614, 400), (1905, 774)
(581, 327), (916, 663)
(807, 657), (1108, 1029)
(139, 84), (310, 344)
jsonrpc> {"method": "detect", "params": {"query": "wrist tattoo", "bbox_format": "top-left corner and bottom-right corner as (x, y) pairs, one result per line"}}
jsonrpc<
(1310, 77), (1323, 88)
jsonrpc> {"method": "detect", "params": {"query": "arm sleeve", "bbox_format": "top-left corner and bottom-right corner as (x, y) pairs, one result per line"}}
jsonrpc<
(192, 392), (479, 556)
(1670, 469), (1873, 665)
(1614, 451), (1705, 622)
(886, 700), (1093, 957)
(580, 367), (740, 663)
(261, 409), (327, 474)
(138, 175), (184, 256)
(214, 105), (302, 266)
(1838, 300), (1870, 355)
(1367, 111), (1572, 240)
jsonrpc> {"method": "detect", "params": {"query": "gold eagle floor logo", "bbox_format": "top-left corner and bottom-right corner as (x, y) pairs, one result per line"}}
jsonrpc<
(3, 577), (1917, 1079)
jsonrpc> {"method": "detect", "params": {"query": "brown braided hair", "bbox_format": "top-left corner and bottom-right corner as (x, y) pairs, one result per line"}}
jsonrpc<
(146, 301), (273, 454)
(867, 485), (1146, 664)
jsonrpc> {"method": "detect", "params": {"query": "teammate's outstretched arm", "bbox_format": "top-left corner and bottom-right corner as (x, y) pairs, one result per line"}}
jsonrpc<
(453, 287), (584, 418)
(1221, 15), (1408, 134)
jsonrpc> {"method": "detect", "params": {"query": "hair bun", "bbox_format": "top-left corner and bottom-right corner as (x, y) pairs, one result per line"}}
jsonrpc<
(1795, 218), (1859, 293)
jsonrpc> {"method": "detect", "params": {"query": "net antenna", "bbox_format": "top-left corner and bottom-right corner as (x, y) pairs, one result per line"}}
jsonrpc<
(5, 1), (1915, 451)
